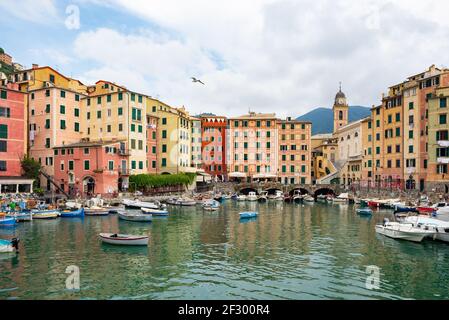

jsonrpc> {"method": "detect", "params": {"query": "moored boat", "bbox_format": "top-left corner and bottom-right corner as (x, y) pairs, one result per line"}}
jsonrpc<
(60, 208), (84, 218)
(246, 191), (258, 202)
(239, 211), (258, 219)
(84, 207), (109, 216)
(6, 212), (32, 222)
(375, 220), (435, 242)
(236, 194), (247, 201)
(333, 193), (349, 203)
(141, 207), (169, 216)
(0, 217), (17, 227)
(268, 190), (284, 201)
(258, 191), (268, 203)
(0, 238), (19, 253)
(31, 209), (59, 219)
(118, 211), (153, 222)
(122, 199), (163, 210)
(99, 233), (149, 246)
(202, 200), (220, 211)
(403, 216), (449, 243)
(304, 195), (315, 203)
(356, 208), (373, 216)
(178, 198), (196, 206)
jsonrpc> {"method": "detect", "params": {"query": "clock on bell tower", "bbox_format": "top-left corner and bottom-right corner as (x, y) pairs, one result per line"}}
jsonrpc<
(333, 82), (349, 133)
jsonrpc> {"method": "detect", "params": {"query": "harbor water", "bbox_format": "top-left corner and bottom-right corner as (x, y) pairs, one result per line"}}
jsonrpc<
(1, 201), (449, 300)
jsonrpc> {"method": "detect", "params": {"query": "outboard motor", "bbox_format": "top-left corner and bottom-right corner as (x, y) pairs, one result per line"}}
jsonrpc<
(10, 238), (20, 252)
(383, 218), (389, 227)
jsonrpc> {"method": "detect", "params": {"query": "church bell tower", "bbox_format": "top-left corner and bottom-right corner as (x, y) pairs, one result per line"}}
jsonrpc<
(333, 82), (349, 133)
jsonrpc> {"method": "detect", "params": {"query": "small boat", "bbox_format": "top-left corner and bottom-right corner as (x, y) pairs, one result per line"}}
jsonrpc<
(99, 233), (149, 246)
(31, 209), (60, 219)
(178, 198), (196, 206)
(118, 211), (153, 222)
(166, 197), (180, 205)
(60, 208), (85, 218)
(292, 190), (303, 204)
(394, 205), (418, 214)
(317, 194), (327, 203)
(236, 194), (247, 201)
(246, 191), (258, 202)
(84, 206), (109, 216)
(0, 217), (17, 227)
(202, 200), (220, 211)
(6, 212), (33, 222)
(108, 207), (124, 214)
(0, 238), (19, 253)
(268, 190), (284, 201)
(141, 207), (169, 216)
(417, 206), (435, 214)
(333, 193), (349, 203)
(356, 208), (373, 216)
(304, 195), (315, 203)
(375, 220), (435, 242)
(213, 194), (223, 202)
(239, 211), (258, 219)
(258, 191), (268, 203)
(222, 194), (232, 200)
(122, 199), (162, 210)
(403, 216), (449, 243)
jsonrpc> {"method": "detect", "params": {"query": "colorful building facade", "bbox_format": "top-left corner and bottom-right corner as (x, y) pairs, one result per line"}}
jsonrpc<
(201, 115), (227, 179)
(0, 83), (27, 177)
(146, 114), (158, 174)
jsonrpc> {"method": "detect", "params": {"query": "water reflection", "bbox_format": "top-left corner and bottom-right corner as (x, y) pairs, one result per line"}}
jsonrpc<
(1, 201), (449, 300)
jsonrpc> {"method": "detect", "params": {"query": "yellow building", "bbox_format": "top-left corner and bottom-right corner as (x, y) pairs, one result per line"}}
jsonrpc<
(147, 98), (194, 174)
(82, 80), (147, 178)
(311, 134), (338, 184)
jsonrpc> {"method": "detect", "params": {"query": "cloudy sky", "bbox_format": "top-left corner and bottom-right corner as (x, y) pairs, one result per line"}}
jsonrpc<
(1, 0), (449, 118)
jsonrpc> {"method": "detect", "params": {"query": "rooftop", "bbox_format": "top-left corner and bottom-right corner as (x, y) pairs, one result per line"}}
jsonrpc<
(53, 139), (126, 149)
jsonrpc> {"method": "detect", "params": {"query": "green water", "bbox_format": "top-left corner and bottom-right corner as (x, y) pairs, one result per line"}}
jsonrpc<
(1, 201), (449, 300)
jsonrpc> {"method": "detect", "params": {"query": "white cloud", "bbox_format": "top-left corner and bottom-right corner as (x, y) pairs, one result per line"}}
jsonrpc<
(71, 0), (449, 117)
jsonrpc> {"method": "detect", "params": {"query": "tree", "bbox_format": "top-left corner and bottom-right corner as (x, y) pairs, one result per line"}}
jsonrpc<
(21, 156), (41, 188)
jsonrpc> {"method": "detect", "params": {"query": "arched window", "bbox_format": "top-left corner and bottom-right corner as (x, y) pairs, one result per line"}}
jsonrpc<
(339, 111), (343, 120)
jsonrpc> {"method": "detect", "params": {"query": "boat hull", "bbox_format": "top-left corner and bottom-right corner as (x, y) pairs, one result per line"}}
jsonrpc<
(356, 208), (373, 216)
(6, 213), (32, 221)
(60, 208), (84, 218)
(0, 217), (17, 227)
(118, 212), (153, 222)
(375, 225), (433, 242)
(141, 208), (169, 216)
(99, 233), (149, 246)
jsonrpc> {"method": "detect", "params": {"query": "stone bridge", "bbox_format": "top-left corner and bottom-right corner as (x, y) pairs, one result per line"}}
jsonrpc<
(234, 182), (342, 196)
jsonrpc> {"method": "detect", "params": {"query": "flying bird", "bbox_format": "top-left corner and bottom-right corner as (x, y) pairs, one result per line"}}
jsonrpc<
(191, 77), (205, 85)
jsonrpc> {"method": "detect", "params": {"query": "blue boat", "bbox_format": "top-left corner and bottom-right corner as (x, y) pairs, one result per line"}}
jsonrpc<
(356, 208), (373, 216)
(60, 208), (84, 218)
(0, 217), (17, 227)
(394, 206), (418, 213)
(239, 211), (258, 219)
(6, 211), (33, 222)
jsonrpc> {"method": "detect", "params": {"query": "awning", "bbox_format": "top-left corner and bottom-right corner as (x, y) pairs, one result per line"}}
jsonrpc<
(229, 172), (247, 178)
(252, 173), (277, 179)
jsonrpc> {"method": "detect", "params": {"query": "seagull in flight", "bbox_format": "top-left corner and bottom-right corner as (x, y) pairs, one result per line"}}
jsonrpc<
(191, 77), (205, 85)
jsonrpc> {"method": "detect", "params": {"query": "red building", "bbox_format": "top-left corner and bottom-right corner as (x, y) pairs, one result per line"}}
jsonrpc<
(201, 115), (227, 180)
(146, 115), (158, 173)
(0, 83), (27, 177)
(53, 140), (130, 197)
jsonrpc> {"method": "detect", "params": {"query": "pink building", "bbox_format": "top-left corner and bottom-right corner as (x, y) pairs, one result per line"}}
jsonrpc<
(28, 87), (86, 190)
(0, 83), (27, 177)
(201, 115), (227, 179)
(53, 140), (130, 197)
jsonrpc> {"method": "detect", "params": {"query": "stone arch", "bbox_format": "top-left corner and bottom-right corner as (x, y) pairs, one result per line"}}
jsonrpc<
(82, 176), (96, 195)
(289, 187), (310, 196)
(314, 187), (335, 197)
(239, 187), (258, 195)
(265, 188), (283, 196)
(161, 172), (171, 175)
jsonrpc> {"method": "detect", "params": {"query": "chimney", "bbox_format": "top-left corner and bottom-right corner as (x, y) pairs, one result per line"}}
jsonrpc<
(32, 64), (39, 69)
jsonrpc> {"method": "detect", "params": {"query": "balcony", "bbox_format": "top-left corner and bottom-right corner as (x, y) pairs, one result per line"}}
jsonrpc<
(437, 157), (449, 164)
(118, 149), (130, 156)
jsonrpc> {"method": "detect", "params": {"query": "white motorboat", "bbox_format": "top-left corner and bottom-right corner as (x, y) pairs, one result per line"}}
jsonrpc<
(292, 190), (303, 203)
(304, 195), (315, 203)
(202, 200), (220, 211)
(236, 194), (247, 201)
(141, 207), (169, 216)
(118, 211), (153, 222)
(246, 191), (258, 202)
(258, 191), (268, 202)
(99, 233), (149, 246)
(65, 201), (82, 210)
(402, 215), (449, 242)
(122, 199), (161, 210)
(317, 194), (327, 203)
(375, 220), (435, 242)
(268, 190), (284, 201)
(333, 193), (349, 203)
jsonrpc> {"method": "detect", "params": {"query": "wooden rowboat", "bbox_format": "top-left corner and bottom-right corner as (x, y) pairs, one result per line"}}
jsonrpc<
(99, 233), (149, 246)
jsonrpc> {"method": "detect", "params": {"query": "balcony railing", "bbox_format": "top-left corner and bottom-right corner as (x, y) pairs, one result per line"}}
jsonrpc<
(118, 169), (131, 176)
(437, 140), (449, 147)
(118, 149), (130, 156)
(437, 157), (449, 164)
